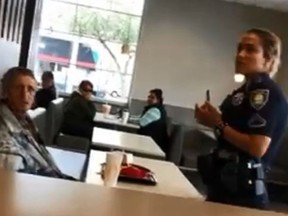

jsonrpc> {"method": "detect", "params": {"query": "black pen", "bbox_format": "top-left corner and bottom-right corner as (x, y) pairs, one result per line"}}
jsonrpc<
(206, 90), (210, 102)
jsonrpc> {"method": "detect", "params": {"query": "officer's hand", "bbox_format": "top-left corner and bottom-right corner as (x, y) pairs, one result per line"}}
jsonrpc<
(195, 102), (222, 128)
(194, 103), (207, 119)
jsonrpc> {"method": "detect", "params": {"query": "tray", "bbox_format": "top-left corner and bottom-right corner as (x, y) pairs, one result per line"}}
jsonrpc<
(101, 163), (157, 186)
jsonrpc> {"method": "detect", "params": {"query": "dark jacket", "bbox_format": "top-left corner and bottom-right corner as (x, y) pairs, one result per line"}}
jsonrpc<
(35, 85), (57, 109)
(138, 104), (169, 154)
(61, 92), (96, 139)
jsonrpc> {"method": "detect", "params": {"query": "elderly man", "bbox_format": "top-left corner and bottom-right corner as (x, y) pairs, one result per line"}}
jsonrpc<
(0, 67), (73, 179)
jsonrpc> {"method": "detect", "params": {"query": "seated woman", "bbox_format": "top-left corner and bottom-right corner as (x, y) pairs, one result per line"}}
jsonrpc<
(0, 67), (72, 179)
(34, 71), (56, 109)
(61, 80), (96, 139)
(138, 89), (169, 153)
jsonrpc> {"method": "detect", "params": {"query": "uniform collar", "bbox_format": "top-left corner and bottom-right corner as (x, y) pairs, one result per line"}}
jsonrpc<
(244, 73), (270, 90)
(246, 73), (270, 83)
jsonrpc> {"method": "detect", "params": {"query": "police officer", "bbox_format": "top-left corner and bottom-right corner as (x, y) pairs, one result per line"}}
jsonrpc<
(195, 28), (288, 209)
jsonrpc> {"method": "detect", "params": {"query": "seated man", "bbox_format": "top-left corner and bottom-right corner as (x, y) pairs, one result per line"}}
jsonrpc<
(0, 67), (73, 179)
(135, 89), (169, 154)
(34, 71), (57, 109)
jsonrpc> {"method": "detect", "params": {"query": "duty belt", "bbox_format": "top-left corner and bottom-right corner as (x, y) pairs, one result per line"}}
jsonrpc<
(215, 149), (265, 180)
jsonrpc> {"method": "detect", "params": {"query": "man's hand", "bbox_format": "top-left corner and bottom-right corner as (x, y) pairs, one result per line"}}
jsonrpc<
(195, 102), (222, 128)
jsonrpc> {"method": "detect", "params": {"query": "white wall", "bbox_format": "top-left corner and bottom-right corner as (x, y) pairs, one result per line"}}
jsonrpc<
(0, 39), (20, 76)
(0, 39), (20, 96)
(131, 0), (288, 108)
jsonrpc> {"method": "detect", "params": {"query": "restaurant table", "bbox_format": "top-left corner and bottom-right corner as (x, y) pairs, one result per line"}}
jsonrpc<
(93, 112), (140, 133)
(91, 127), (165, 159)
(197, 125), (216, 140)
(85, 150), (202, 199)
(0, 170), (285, 216)
(47, 147), (87, 180)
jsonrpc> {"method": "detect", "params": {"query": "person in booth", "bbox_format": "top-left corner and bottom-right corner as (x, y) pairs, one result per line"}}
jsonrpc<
(195, 28), (288, 209)
(138, 89), (169, 154)
(34, 71), (57, 109)
(61, 80), (96, 139)
(0, 67), (74, 179)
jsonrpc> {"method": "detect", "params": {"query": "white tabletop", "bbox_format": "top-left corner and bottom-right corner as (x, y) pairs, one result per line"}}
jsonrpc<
(92, 127), (165, 159)
(94, 112), (140, 130)
(0, 170), (282, 216)
(197, 125), (216, 140)
(47, 147), (87, 180)
(86, 150), (202, 199)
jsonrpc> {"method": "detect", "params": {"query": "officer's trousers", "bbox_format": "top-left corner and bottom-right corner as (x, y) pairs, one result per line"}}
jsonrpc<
(206, 183), (269, 209)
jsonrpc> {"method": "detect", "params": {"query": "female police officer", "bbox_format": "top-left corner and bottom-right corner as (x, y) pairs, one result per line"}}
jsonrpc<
(195, 28), (288, 209)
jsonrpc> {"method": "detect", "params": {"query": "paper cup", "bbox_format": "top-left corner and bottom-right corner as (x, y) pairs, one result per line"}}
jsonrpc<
(102, 104), (112, 117)
(122, 153), (133, 164)
(122, 111), (130, 124)
(103, 152), (123, 187)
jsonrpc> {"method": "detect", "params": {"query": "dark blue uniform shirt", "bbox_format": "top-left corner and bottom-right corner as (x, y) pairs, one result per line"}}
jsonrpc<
(219, 73), (288, 167)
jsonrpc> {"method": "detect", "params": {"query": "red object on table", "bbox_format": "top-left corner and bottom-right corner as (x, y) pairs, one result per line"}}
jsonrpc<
(120, 165), (150, 179)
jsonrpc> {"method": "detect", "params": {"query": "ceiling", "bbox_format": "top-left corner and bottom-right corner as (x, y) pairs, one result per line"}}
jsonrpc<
(224, 0), (288, 11)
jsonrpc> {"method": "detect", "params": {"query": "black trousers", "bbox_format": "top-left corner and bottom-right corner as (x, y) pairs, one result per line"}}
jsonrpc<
(206, 183), (269, 210)
(198, 152), (269, 209)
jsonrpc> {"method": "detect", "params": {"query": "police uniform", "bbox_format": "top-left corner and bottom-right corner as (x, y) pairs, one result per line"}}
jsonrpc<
(199, 73), (288, 209)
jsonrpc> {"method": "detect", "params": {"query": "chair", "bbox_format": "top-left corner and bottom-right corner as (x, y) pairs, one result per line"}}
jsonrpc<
(56, 134), (90, 153)
(167, 124), (185, 165)
(166, 117), (173, 138)
(267, 128), (288, 184)
(46, 98), (90, 153)
(181, 128), (217, 168)
(46, 98), (64, 146)
(27, 107), (46, 144)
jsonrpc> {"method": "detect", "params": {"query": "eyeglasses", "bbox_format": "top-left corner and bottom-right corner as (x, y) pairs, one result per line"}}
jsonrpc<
(83, 88), (93, 93)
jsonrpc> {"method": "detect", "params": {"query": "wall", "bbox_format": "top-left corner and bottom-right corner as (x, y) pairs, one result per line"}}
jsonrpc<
(131, 0), (288, 111)
(0, 0), (28, 77)
(0, 39), (20, 75)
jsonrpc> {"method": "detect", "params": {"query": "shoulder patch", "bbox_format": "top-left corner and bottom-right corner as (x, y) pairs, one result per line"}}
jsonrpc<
(248, 114), (267, 128)
(249, 89), (269, 110)
(232, 92), (244, 106)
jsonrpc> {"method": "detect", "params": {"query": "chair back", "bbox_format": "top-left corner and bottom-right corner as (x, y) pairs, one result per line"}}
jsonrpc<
(167, 124), (184, 165)
(56, 134), (90, 153)
(46, 98), (64, 145)
(27, 107), (46, 143)
(273, 128), (288, 170)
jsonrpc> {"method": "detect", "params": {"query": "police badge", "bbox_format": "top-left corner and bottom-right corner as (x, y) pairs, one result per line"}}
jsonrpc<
(232, 92), (244, 106)
(250, 89), (269, 110)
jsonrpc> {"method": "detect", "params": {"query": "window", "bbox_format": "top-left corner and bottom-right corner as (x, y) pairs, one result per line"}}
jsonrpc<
(31, 0), (145, 102)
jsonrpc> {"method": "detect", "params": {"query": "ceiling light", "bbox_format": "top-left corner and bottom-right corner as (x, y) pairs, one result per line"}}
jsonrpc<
(234, 74), (245, 83)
